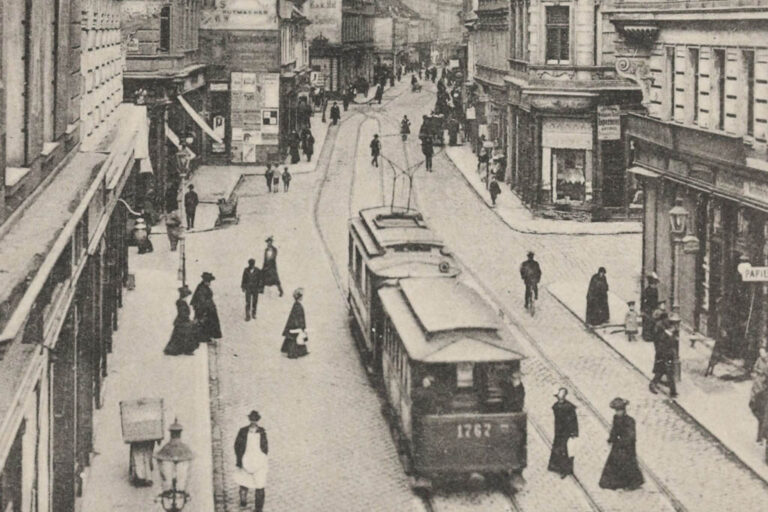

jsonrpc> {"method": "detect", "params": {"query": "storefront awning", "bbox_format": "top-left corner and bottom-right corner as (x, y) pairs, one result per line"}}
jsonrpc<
(165, 126), (197, 160)
(177, 95), (224, 144)
(627, 165), (660, 178)
(135, 107), (154, 174)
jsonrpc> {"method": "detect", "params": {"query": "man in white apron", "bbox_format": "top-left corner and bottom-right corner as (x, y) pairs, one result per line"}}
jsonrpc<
(234, 411), (269, 511)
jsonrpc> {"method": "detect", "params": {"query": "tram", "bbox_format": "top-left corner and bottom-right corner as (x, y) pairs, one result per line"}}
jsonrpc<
(347, 207), (459, 372)
(347, 208), (527, 489)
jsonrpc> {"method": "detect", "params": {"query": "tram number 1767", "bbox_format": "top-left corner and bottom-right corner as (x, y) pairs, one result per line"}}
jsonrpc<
(457, 422), (492, 439)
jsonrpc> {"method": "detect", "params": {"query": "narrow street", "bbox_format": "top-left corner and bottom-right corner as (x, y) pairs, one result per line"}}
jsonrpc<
(187, 81), (768, 511)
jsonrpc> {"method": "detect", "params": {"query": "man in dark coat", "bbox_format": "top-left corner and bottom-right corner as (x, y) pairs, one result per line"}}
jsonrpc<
(649, 309), (678, 397)
(165, 180), (179, 213)
(264, 164), (274, 193)
(520, 251), (542, 309)
(586, 267), (610, 326)
(241, 259), (262, 321)
(191, 272), (222, 341)
(330, 102), (341, 125)
(374, 83), (384, 104)
(301, 129), (315, 162)
(281, 288), (308, 358)
(419, 119), (434, 172)
(262, 236), (283, 296)
(548, 388), (578, 478)
(599, 398), (644, 490)
(288, 130), (301, 164)
(164, 287), (200, 355)
(234, 411), (269, 511)
(184, 184), (199, 229)
(641, 272), (660, 341)
(489, 176), (501, 206)
(502, 371), (525, 412)
(370, 134), (381, 167)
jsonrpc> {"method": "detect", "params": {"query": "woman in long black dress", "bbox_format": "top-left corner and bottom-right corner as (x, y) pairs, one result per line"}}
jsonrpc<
(281, 288), (308, 359)
(262, 237), (284, 296)
(586, 267), (610, 326)
(191, 272), (222, 341)
(599, 397), (644, 490)
(164, 287), (201, 355)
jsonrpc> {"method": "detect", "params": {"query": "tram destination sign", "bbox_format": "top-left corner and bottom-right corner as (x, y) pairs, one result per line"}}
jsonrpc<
(738, 263), (768, 282)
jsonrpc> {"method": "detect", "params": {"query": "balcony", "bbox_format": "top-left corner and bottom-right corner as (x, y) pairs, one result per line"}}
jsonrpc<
(625, 114), (746, 167)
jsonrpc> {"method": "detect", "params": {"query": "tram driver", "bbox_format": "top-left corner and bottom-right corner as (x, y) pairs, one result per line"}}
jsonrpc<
(413, 375), (448, 415)
(502, 371), (526, 413)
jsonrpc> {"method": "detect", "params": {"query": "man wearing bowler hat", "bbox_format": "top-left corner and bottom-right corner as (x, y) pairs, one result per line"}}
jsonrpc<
(191, 272), (222, 341)
(262, 236), (283, 297)
(241, 259), (263, 321)
(234, 411), (269, 511)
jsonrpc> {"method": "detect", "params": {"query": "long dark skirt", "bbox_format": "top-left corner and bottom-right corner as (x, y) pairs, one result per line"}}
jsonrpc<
(197, 305), (222, 340)
(281, 335), (308, 358)
(164, 319), (202, 355)
(642, 314), (655, 341)
(599, 445), (644, 490)
(547, 436), (573, 476)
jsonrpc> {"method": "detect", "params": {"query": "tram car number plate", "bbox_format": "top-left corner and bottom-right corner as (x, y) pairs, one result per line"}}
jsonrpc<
(457, 422), (493, 439)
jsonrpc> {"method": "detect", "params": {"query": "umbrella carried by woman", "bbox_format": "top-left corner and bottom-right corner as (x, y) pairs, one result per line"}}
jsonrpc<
(280, 288), (309, 359)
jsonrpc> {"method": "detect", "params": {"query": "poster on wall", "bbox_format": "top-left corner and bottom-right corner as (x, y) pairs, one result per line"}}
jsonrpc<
(230, 72), (281, 162)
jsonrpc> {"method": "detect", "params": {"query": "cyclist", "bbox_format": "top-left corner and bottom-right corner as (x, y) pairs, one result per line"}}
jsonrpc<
(520, 251), (542, 310)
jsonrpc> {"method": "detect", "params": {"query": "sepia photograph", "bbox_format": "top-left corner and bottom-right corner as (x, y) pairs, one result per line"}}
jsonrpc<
(0, 0), (767, 511)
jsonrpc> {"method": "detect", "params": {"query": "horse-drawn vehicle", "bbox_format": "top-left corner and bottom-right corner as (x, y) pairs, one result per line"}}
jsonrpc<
(420, 115), (445, 146)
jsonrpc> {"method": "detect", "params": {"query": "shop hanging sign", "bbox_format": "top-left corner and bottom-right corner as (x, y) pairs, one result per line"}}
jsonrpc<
(738, 263), (768, 282)
(201, 0), (277, 31)
(597, 105), (621, 141)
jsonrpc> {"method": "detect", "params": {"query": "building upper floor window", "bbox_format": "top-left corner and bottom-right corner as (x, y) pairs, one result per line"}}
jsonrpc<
(159, 6), (171, 52)
(713, 49), (726, 132)
(545, 5), (569, 64)
(744, 50), (755, 137)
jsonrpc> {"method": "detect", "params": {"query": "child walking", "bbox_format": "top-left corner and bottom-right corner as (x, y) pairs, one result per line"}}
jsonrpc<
(624, 301), (639, 341)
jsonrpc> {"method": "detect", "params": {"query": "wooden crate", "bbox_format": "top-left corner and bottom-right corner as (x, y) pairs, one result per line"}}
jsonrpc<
(119, 398), (164, 443)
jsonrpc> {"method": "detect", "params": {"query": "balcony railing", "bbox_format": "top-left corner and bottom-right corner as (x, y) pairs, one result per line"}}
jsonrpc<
(625, 113), (746, 166)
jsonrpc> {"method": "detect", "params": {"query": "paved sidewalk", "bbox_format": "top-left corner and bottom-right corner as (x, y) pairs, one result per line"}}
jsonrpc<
(444, 144), (642, 235)
(549, 280), (768, 483)
(80, 243), (215, 512)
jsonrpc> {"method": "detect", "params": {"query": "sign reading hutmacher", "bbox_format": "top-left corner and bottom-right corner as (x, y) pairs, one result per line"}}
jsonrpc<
(597, 105), (621, 141)
(201, 0), (277, 30)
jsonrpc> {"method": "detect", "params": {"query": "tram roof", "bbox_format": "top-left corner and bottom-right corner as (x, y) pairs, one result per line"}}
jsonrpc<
(355, 207), (444, 254)
(367, 252), (460, 279)
(378, 278), (525, 363)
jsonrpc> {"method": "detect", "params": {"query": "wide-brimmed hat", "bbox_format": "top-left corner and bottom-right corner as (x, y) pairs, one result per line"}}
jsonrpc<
(201, 272), (215, 282)
(178, 287), (191, 298)
(293, 288), (304, 300)
(248, 410), (261, 421)
(265, 236), (274, 243)
(648, 271), (659, 281)
(554, 387), (568, 399)
(609, 397), (629, 410)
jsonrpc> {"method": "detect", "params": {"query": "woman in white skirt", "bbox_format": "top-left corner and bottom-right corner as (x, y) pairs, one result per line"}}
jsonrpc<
(234, 410), (269, 511)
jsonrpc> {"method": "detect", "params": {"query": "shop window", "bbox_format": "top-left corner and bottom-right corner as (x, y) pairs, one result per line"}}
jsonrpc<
(545, 6), (570, 64)
(159, 6), (171, 52)
(552, 149), (586, 204)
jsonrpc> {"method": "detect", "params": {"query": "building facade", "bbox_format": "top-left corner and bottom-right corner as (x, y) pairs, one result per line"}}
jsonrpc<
(503, 0), (641, 221)
(342, 0), (376, 90)
(121, 0), (209, 210)
(200, 0), (310, 164)
(0, 1), (150, 511)
(372, 0), (420, 71)
(608, 0), (768, 366)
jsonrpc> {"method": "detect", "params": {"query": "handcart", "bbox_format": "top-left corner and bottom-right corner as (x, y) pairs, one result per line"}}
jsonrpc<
(120, 398), (164, 484)
(215, 195), (240, 227)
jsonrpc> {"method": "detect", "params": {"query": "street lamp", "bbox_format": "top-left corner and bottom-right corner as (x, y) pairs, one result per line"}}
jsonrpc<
(668, 307), (682, 382)
(154, 419), (195, 512)
(117, 198), (148, 245)
(669, 197), (689, 309)
(176, 146), (191, 296)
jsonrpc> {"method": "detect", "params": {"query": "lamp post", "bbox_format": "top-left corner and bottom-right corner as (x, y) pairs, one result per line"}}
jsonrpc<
(154, 419), (195, 512)
(176, 141), (192, 296)
(669, 197), (689, 309)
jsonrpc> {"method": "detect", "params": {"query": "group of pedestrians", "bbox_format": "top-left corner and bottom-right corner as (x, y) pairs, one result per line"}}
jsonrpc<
(548, 387), (644, 490)
(264, 164), (292, 193)
(287, 127), (316, 164)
